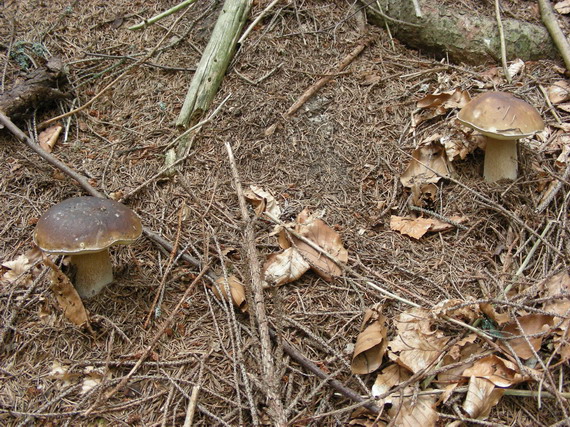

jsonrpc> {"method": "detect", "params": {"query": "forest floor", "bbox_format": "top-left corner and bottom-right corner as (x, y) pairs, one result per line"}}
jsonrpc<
(1, 0), (569, 425)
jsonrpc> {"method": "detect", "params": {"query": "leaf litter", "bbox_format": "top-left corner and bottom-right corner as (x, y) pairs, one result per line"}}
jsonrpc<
(1, 1), (569, 425)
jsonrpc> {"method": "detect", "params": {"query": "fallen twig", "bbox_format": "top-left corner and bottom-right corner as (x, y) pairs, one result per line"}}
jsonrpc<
(535, 161), (570, 213)
(129, 0), (197, 31)
(494, 0), (511, 83)
(284, 37), (373, 117)
(0, 112), (103, 197)
(183, 385), (201, 427)
(407, 203), (469, 231)
(238, 0), (281, 45)
(267, 327), (382, 415)
(224, 140), (287, 426)
(538, 0), (570, 73)
(144, 204), (185, 328)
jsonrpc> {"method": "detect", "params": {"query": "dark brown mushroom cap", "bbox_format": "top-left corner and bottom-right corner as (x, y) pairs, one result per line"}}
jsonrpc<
(33, 197), (142, 254)
(457, 91), (544, 140)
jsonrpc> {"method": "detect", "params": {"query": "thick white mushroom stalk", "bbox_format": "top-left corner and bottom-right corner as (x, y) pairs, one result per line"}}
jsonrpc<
(483, 138), (518, 182)
(70, 249), (114, 298)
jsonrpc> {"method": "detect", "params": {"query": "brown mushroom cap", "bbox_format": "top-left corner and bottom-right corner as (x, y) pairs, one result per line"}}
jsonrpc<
(33, 196), (142, 254)
(457, 91), (544, 140)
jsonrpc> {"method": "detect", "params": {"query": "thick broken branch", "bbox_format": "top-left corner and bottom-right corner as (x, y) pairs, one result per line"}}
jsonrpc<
(366, 0), (559, 64)
(175, 0), (251, 130)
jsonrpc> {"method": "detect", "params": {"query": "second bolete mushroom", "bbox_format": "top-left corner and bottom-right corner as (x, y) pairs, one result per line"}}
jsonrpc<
(34, 196), (142, 298)
(457, 91), (544, 182)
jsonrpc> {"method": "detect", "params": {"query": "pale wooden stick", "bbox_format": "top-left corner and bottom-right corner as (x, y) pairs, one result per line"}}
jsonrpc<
(129, 0), (197, 31)
(538, 0), (570, 72)
(239, 0), (281, 44)
(176, 0), (252, 129)
(494, 0), (511, 83)
(183, 385), (201, 427)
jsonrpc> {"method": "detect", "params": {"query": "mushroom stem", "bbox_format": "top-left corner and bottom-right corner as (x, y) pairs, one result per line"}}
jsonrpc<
(483, 137), (518, 182)
(70, 250), (114, 298)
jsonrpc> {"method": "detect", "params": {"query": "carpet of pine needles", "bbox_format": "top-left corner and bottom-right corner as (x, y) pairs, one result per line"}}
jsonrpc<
(0, 0), (569, 425)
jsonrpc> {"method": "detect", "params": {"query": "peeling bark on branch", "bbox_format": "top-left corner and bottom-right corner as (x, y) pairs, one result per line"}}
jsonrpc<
(366, 0), (559, 65)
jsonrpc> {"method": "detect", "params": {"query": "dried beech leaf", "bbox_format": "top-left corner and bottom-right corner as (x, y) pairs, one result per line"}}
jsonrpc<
(291, 209), (348, 281)
(390, 215), (466, 239)
(500, 314), (554, 360)
(2, 246), (43, 285)
(349, 407), (387, 426)
(48, 361), (79, 387)
(372, 363), (411, 398)
(400, 139), (453, 187)
(388, 308), (450, 374)
(556, 102), (570, 113)
(416, 89), (471, 109)
(555, 0), (570, 13)
(81, 366), (104, 394)
(263, 247), (310, 287)
(351, 305), (388, 374)
(387, 389), (439, 427)
(442, 132), (485, 162)
(38, 124), (63, 153)
(433, 299), (480, 323)
(556, 143), (570, 167)
(437, 383), (459, 406)
(479, 303), (510, 325)
(212, 275), (248, 313)
(244, 185), (282, 218)
(541, 271), (570, 321)
(541, 271), (570, 360)
(462, 354), (528, 387)
(428, 216), (466, 232)
(437, 336), (481, 386)
(410, 183), (438, 208)
(413, 88), (471, 128)
(390, 216), (433, 239)
(547, 80), (570, 104)
(462, 377), (504, 419)
(44, 257), (89, 327)
(507, 59), (525, 80)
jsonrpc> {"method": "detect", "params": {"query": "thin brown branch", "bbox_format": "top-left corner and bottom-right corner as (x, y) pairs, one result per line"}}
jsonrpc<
(284, 37), (373, 117)
(224, 140), (287, 426)
(143, 204), (185, 328)
(0, 112), (103, 198)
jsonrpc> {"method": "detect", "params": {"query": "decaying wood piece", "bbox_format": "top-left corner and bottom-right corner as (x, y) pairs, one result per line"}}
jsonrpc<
(0, 57), (68, 119)
(175, 0), (251, 131)
(365, 0), (559, 64)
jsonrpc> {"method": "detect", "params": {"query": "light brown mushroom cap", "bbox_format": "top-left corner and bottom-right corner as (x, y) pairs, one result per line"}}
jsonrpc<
(457, 91), (544, 140)
(34, 196), (142, 255)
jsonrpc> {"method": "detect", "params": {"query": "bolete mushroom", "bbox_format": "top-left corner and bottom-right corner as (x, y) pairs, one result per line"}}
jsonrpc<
(457, 91), (544, 182)
(33, 196), (142, 298)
